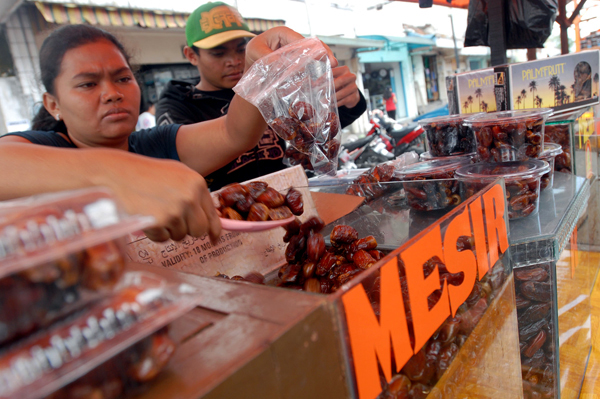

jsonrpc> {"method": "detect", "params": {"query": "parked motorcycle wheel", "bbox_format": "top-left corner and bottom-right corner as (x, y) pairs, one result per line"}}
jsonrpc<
(355, 149), (391, 169)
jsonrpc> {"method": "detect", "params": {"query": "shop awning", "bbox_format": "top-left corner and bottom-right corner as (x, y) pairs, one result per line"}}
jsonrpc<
(33, 1), (285, 32)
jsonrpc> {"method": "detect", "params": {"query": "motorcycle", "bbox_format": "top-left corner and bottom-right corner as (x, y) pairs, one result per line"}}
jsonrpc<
(337, 134), (380, 170)
(369, 110), (426, 157)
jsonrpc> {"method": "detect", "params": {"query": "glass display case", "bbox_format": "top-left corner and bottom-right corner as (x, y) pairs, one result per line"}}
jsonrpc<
(509, 173), (592, 399)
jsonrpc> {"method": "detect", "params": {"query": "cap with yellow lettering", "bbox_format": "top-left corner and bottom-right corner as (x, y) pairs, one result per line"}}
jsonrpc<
(186, 2), (256, 49)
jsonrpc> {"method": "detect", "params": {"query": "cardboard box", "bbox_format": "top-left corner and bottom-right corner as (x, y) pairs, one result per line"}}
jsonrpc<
(447, 68), (498, 115)
(494, 51), (600, 116)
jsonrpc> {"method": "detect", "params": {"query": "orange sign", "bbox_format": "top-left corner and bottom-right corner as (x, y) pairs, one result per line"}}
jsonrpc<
(342, 181), (509, 399)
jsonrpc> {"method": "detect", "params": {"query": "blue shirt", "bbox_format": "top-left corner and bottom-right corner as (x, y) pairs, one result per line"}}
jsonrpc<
(4, 124), (181, 160)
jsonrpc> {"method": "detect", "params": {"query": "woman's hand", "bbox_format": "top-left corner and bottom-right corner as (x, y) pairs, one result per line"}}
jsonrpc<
(245, 26), (338, 70)
(333, 66), (361, 109)
(93, 154), (222, 243)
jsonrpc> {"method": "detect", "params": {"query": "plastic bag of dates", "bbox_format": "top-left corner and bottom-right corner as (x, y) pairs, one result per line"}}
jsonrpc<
(233, 37), (341, 175)
(421, 114), (481, 157)
(464, 109), (553, 163)
(394, 158), (471, 212)
(538, 143), (562, 191)
(0, 271), (199, 399)
(0, 188), (154, 347)
(455, 160), (550, 219)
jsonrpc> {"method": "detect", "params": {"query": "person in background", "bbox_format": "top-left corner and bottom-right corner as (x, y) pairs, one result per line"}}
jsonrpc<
(136, 101), (156, 130)
(156, 1), (367, 190)
(383, 86), (397, 120)
(0, 24), (325, 242)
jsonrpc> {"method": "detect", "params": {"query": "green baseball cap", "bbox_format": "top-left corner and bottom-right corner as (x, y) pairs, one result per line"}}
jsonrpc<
(186, 2), (256, 49)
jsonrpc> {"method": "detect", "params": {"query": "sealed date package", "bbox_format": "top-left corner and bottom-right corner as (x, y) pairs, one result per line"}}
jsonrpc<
(0, 188), (154, 346)
(234, 38), (341, 175)
(0, 271), (199, 399)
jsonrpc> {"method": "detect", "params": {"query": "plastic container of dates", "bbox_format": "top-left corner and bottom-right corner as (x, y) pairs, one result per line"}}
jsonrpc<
(0, 188), (154, 347)
(544, 121), (574, 173)
(538, 143), (563, 191)
(421, 113), (480, 156)
(464, 109), (553, 163)
(456, 159), (550, 219)
(394, 157), (471, 211)
(0, 271), (199, 399)
(420, 151), (477, 163)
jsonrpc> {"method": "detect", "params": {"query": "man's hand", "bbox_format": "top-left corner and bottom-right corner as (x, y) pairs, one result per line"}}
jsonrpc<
(245, 27), (338, 71)
(333, 66), (361, 109)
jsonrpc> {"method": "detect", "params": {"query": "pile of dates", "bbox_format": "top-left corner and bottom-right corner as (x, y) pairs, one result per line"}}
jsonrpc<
(216, 181), (303, 221)
(471, 117), (544, 162)
(0, 240), (125, 346)
(346, 162), (397, 201)
(216, 218), (385, 294)
(272, 101), (341, 173)
(544, 124), (572, 173)
(514, 264), (556, 399)
(277, 218), (385, 293)
(45, 328), (175, 399)
(423, 117), (476, 156)
(375, 238), (506, 399)
(460, 164), (541, 219)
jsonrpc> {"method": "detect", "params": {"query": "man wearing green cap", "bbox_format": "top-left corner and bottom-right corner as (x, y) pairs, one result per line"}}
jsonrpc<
(156, 1), (366, 190)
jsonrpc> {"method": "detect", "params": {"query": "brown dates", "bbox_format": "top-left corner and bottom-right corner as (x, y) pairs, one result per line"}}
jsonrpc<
(218, 181), (302, 223)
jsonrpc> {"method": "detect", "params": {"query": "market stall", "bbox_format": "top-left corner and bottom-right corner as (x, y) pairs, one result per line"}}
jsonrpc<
(0, 26), (599, 399)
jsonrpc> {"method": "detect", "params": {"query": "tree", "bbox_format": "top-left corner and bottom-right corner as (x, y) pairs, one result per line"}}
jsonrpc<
(559, 85), (567, 105)
(520, 89), (527, 110)
(475, 88), (483, 112)
(571, 84), (575, 103)
(467, 95), (474, 113)
(549, 75), (560, 106)
(463, 101), (469, 113)
(516, 95), (522, 109)
(481, 101), (488, 112)
(529, 80), (537, 109)
(537, 96), (543, 108)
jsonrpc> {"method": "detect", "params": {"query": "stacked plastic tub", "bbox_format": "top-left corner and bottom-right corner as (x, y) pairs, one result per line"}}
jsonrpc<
(0, 188), (200, 399)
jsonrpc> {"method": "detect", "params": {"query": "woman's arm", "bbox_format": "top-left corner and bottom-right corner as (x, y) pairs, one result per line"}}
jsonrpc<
(175, 27), (337, 176)
(0, 139), (221, 242)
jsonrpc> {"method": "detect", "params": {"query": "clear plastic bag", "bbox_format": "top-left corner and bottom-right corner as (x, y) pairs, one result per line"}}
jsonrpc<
(234, 38), (341, 175)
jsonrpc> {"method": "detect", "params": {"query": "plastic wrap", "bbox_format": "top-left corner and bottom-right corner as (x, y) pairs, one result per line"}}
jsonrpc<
(0, 188), (154, 346)
(234, 38), (341, 175)
(0, 271), (199, 399)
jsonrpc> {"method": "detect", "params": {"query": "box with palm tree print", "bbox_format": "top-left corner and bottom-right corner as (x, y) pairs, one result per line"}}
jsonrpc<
(446, 68), (497, 115)
(494, 51), (599, 117)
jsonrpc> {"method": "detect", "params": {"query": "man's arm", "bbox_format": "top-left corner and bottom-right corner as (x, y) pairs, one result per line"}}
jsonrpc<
(332, 65), (367, 128)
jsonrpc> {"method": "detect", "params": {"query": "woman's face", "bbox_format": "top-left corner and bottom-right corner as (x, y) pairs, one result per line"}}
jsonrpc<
(46, 39), (140, 149)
